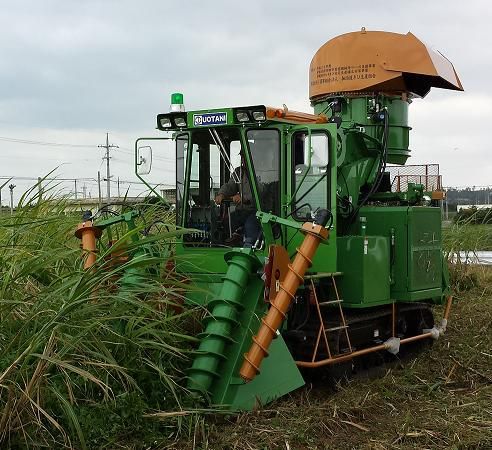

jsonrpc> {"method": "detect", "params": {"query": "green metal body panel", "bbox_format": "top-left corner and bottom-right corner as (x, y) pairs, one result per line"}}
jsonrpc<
(359, 206), (443, 303)
(288, 235), (336, 273)
(408, 208), (443, 291)
(336, 235), (390, 307)
(313, 95), (411, 165)
(175, 247), (232, 275)
(186, 277), (223, 307)
(221, 336), (304, 410)
(311, 95), (412, 209)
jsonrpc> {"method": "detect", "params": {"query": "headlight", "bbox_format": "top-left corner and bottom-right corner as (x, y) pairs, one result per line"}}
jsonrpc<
(236, 111), (250, 122)
(159, 117), (172, 128)
(174, 116), (187, 127)
(252, 110), (266, 121)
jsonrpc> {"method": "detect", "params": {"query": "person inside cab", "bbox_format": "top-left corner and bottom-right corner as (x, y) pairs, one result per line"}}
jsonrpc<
(214, 156), (261, 248)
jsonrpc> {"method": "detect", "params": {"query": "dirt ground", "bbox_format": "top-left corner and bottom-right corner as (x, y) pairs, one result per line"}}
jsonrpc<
(169, 266), (492, 450)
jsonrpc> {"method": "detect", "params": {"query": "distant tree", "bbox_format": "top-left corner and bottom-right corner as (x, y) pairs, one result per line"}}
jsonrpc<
(454, 207), (492, 224)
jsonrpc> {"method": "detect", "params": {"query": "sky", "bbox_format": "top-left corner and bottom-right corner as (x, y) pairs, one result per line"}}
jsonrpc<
(0, 0), (490, 203)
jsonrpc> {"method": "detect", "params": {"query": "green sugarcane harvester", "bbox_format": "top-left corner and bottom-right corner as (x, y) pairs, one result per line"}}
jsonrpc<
(76, 30), (463, 410)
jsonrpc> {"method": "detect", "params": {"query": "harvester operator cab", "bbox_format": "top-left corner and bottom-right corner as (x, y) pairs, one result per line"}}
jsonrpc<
(136, 102), (334, 251)
(176, 126), (280, 248)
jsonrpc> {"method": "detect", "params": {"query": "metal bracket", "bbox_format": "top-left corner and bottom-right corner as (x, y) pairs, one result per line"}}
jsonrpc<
(95, 210), (140, 230)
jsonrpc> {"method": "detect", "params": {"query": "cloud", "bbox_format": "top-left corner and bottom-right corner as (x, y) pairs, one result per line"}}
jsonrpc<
(0, 0), (489, 202)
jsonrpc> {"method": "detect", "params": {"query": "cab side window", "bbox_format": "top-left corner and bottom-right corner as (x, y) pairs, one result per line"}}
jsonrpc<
(292, 131), (329, 219)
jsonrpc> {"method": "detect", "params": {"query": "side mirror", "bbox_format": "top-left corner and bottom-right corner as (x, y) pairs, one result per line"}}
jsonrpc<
(137, 145), (152, 175)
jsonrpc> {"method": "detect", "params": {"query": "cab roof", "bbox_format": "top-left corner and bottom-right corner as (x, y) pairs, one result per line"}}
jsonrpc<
(156, 105), (328, 131)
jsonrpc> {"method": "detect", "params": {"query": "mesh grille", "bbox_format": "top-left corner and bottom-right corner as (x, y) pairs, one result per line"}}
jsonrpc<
(387, 164), (442, 192)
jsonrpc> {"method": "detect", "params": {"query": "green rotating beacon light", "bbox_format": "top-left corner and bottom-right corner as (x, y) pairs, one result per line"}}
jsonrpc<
(170, 92), (185, 112)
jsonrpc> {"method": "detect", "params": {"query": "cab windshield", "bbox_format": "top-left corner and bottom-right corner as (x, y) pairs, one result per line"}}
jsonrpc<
(177, 127), (279, 248)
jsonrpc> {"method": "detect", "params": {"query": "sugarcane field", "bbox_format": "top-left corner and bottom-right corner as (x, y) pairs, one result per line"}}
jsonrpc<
(0, 2), (491, 449)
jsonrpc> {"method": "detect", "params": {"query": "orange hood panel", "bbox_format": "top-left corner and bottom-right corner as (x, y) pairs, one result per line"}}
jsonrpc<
(309, 30), (463, 99)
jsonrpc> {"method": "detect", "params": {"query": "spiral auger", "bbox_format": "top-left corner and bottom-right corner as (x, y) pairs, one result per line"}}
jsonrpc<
(240, 221), (329, 382)
(187, 248), (262, 396)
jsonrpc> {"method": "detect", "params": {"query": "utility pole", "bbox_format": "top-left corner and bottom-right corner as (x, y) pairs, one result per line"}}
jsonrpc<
(445, 192), (449, 220)
(98, 133), (118, 206)
(0, 177), (13, 214)
(74, 179), (78, 200)
(9, 184), (15, 215)
(97, 171), (102, 208)
(37, 177), (42, 201)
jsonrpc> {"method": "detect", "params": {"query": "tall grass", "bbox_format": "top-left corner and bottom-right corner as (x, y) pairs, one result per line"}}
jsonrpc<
(443, 215), (492, 292)
(0, 184), (197, 448)
(444, 223), (492, 253)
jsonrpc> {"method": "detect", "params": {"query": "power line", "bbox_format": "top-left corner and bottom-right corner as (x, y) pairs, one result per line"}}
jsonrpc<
(0, 175), (96, 182)
(0, 136), (96, 148)
(0, 135), (174, 165)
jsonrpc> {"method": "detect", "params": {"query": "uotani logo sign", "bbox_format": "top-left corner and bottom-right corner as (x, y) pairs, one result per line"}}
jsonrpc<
(193, 112), (227, 126)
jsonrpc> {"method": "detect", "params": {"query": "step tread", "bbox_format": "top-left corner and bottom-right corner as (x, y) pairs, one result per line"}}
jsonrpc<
(304, 271), (343, 280)
(325, 325), (349, 332)
(319, 299), (343, 306)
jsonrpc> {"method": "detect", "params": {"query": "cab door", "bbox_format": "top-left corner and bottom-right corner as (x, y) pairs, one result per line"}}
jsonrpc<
(285, 123), (338, 273)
